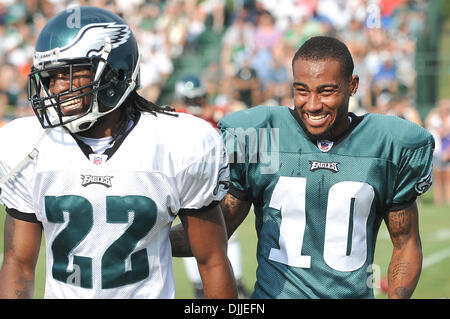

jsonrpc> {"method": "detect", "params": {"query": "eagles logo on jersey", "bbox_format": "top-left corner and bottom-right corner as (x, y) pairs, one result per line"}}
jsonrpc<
(414, 166), (433, 194)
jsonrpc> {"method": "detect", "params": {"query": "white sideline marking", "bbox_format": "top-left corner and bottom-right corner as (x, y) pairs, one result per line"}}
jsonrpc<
(423, 247), (450, 269)
(431, 228), (450, 241)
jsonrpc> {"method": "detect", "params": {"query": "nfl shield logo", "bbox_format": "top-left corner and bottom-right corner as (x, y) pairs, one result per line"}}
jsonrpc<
(93, 156), (103, 165)
(89, 154), (107, 165)
(317, 140), (333, 152)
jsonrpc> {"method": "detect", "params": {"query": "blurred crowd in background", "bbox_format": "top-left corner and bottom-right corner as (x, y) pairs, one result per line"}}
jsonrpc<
(0, 0), (449, 203)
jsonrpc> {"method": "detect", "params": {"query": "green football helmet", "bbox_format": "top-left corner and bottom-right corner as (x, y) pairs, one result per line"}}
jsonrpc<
(175, 75), (206, 115)
(27, 6), (140, 133)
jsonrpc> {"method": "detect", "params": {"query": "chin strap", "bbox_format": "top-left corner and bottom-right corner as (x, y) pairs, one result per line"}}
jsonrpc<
(62, 36), (141, 134)
(0, 128), (49, 186)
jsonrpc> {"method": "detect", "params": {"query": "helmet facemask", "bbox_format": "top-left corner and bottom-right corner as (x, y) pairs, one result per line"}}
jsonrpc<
(28, 57), (109, 132)
(28, 8), (141, 133)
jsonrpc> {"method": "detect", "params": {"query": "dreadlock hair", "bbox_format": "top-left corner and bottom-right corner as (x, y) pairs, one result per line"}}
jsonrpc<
(292, 36), (354, 80)
(111, 90), (178, 139)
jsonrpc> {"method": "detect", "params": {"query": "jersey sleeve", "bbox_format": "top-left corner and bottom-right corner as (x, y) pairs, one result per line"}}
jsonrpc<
(217, 106), (279, 202)
(176, 128), (230, 211)
(390, 136), (435, 210)
(0, 160), (35, 216)
(0, 119), (37, 219)
(218, 124), (249, 200)
(218, 109), (260, 202)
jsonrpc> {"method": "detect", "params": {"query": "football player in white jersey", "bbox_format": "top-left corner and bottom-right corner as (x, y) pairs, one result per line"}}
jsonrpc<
(0, 6), (237, 299)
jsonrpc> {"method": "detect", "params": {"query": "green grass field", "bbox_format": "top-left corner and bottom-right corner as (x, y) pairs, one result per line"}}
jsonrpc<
(0, 188), (449, 299)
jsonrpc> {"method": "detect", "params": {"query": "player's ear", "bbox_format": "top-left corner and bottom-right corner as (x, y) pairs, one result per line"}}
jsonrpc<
(350, 75), (359, 96)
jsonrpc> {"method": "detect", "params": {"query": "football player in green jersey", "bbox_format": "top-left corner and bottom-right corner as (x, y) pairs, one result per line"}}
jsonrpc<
(171, 36), (434, 299)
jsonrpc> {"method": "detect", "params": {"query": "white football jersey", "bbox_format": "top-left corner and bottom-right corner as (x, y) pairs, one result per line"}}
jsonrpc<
(0, 112), (229, 299)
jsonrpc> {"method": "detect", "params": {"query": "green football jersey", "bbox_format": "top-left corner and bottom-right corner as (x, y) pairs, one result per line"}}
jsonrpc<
(218, 106), (434, 299)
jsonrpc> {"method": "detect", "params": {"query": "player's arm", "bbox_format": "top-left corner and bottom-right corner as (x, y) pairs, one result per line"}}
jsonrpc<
(220, 192), (251, 238)
(384, 201), (422, 299)
(179, 204), (238, 299)
(170, 192), (251, 256)
(0, 213), (42, 299)
(169, 222), (193, 257)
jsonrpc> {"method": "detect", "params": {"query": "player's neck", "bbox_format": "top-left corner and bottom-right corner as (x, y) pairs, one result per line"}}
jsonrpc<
(331, 114), (351, 140)
(77, 107), (123, 139)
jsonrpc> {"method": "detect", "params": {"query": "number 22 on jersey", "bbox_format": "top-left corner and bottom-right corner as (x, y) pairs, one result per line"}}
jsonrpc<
(268, 176), (374, 272)
(45, 195), (157, 289)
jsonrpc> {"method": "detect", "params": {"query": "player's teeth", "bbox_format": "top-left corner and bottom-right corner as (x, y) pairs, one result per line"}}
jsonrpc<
(309, 114), (326, 121)
(61, 99), (80, 109)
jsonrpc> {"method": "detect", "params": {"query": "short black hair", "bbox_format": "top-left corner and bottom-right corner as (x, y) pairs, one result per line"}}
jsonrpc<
(292, 36), (354, 79)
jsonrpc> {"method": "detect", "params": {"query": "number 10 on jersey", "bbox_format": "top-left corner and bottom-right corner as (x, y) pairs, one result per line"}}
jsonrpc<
(268, 176), (374, 272)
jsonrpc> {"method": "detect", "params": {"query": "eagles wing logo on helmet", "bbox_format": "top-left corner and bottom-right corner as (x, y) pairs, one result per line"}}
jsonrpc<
(34, 22), (131, 64)
(28, 6), (140, 133)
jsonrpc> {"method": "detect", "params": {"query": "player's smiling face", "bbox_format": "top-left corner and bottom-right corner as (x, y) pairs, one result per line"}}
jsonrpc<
(293, 58), (358, 140)
(48, 67), (92, 116)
